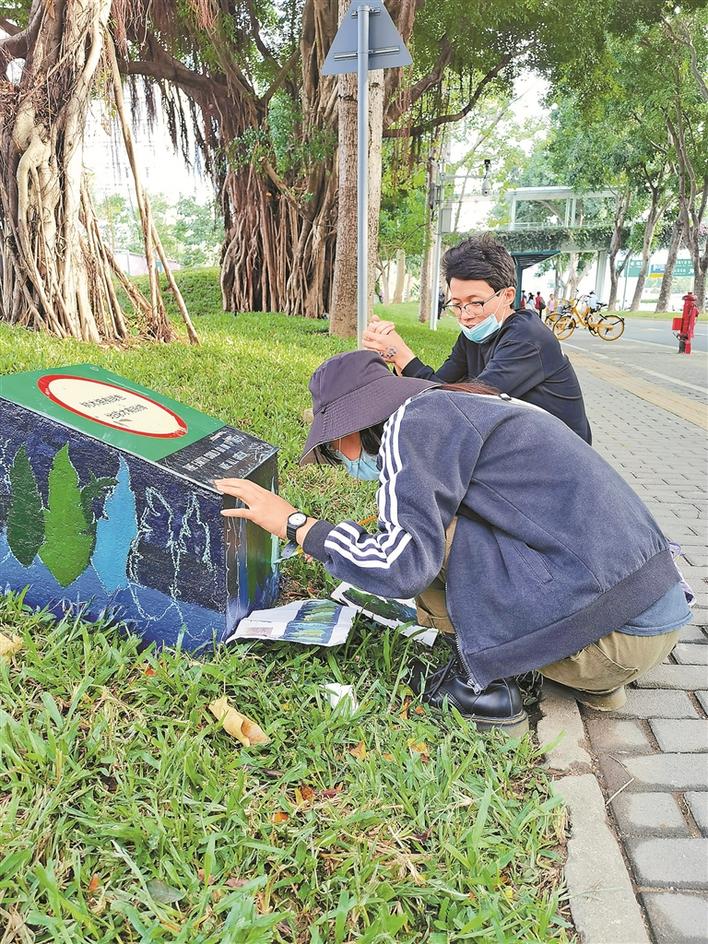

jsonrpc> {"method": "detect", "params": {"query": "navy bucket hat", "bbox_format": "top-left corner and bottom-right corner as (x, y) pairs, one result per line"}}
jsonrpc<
(300, 350), (438, 464)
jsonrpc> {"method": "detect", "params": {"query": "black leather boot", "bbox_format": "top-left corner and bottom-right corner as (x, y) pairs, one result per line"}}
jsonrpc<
(409, 656), (528, 735)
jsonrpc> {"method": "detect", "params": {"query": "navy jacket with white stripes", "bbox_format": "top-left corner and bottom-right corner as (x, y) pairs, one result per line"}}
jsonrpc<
(302, 388), (680, 690)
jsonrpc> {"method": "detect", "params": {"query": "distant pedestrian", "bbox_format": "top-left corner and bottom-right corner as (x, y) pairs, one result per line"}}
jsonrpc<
(520, 291), (528, 309)
(547, 292), (556, 315)
(534, 291), (546, 318)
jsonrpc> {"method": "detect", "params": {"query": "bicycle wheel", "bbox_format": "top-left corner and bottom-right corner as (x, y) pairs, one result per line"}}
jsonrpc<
(595, 315), (625, 341)
(553, 315), (576, 340)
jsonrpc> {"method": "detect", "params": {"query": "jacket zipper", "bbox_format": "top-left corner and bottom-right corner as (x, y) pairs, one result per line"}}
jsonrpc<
(452, 632), (483, 694)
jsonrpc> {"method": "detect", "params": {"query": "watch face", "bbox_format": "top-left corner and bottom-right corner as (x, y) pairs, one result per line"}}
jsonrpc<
(289, 512), (307, 528)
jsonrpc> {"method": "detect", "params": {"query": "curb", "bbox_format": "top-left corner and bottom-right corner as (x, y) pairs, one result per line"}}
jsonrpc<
(538, 682), (650, 943)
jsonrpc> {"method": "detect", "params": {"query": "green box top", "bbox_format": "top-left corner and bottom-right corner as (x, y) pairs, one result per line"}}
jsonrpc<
(0, 364), (225, 462)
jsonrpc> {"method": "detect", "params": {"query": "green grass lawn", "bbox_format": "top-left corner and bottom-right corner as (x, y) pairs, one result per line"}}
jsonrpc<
(0, 271), (571, 943)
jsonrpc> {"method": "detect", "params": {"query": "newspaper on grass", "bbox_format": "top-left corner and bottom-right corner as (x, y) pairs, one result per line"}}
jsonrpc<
(226, 599), (355, 647)
(330, 582), (438, 646)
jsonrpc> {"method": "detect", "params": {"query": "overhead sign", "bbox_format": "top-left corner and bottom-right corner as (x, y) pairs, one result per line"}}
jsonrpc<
(322, 0), (412, 76)
(626, 259), (695, 278)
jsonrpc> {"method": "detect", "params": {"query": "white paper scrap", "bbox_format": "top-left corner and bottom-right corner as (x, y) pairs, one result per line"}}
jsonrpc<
(399, 625), (438, 647)
(323, 683), (359, 712)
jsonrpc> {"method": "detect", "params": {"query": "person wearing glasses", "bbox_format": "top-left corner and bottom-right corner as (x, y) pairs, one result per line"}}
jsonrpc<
(363, 234), (592, 443)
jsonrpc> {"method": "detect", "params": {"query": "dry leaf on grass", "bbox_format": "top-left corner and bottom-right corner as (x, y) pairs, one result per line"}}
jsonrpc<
(272, 811), (289, 824)
(294, 785), (316, 805)
(86, 874), (101, 896)
(0, 632), (22, 659)
(349, 740), (367, 760)
(407, 739), (430, 763)
(208, 697), (269, 747)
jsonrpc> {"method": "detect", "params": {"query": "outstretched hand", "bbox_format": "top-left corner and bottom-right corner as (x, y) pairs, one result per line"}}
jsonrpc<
(214, 478), (296, 540)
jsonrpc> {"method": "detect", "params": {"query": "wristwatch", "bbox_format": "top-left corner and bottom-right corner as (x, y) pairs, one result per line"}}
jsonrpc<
(286, 511), (308, 543)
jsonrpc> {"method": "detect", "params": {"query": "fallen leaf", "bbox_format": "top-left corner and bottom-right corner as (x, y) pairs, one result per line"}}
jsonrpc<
(272, 811), (289, 824)
(407, 739), (430, 763)
(86, 874), (101, 896)
(143, 666), (157, 677)
(382, 753), (395, 762)
(295, 785), (316, 805)
(226, 876), (249, 889)
(197, 868), (215, 885)
(412, 827), (433, 843)
(147, 879), (184, 905)
(349, 740), (367, 760)
(414, 706), (426, 715)
(208, 697), (269, 747)
(0, 633), (22, 660)
(321, 784), (344, 799)
(399, 698), (411, 720)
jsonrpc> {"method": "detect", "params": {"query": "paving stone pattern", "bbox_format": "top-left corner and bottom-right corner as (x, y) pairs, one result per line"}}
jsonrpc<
(570, 363), (708, 944)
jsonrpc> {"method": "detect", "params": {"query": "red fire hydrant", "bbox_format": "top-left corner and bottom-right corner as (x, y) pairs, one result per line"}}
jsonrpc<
(672, 293), (699, 354)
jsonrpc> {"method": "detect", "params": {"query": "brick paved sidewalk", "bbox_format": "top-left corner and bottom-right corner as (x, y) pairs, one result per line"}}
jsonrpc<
(564, 358), (708, 943)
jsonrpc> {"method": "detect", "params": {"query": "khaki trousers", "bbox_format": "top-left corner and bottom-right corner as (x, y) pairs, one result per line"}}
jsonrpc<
(415, 519), (683, 698)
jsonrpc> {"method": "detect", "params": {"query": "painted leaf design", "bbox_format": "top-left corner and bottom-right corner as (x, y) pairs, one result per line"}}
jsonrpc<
(92, 458), (137, 592)
(7, 446), (44, 566)
(39, 445), (93, 586)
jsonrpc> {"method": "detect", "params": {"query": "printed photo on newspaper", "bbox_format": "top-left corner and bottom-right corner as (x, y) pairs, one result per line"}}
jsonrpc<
(330, 582), (438, 646)
(226, 599), (356, 647)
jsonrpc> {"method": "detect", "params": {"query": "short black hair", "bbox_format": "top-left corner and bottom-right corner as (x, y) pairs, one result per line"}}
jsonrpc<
(442, 234), (516, 291)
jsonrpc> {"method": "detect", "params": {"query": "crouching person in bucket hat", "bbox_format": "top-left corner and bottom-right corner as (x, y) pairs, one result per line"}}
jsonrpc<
(214, 350), (692, 736)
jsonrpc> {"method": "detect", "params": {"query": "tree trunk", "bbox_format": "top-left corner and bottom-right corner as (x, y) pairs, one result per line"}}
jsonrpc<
(656, 217), (683, 311)
(329, 69), (358, 337)
(566, 253), (580, 300)
(0, 0), (192, 342)
(629, 193), (664, 311)
(418, 154), (437, 324)
(393, 248), (406, 303)
(606, 189), (631, 310)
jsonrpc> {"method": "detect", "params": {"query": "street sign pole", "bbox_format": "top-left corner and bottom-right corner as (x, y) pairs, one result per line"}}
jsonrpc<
(357, 6), (370, 348)
(322, 1), (411, 346)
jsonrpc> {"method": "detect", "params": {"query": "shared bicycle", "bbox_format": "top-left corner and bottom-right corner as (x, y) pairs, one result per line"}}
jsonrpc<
(546, 296), (625, 342)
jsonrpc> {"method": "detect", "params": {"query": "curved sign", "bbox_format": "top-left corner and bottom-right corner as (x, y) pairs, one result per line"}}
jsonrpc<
(37, 374), (188, 439)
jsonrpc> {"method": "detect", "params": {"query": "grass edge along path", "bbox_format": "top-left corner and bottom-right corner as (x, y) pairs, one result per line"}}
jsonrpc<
(0, 270), (572, 942)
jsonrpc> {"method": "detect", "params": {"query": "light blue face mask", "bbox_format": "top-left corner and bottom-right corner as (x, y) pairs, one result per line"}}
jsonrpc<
(336, 449), (380, 481)
(461, 313), (501, 343)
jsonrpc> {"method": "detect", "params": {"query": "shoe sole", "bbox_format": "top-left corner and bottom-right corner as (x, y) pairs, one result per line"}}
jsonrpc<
(467, 712), (529, 737)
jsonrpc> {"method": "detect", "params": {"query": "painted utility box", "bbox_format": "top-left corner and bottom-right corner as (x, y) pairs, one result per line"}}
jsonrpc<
(0, 365), (279, 650)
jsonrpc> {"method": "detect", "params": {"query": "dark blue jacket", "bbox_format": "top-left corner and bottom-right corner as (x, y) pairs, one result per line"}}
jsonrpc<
(402, 309), (592, 444)
(303, 390), (679, 689)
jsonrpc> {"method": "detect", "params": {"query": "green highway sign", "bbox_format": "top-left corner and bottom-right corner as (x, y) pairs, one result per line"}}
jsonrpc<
(626, 258), (694, 278)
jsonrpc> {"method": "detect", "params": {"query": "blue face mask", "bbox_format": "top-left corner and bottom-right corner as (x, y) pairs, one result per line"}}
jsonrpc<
(461, 313), (501, 343)
(336, 449), (380, 481)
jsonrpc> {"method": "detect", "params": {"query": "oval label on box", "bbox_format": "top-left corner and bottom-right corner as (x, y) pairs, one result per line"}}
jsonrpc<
(37, 375), (188, 438)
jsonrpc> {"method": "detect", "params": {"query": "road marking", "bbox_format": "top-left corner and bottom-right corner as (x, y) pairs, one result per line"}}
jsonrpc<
(566, 350), (708, 431)
(620, 336), (708, 355)
(565, 344), (708, 394)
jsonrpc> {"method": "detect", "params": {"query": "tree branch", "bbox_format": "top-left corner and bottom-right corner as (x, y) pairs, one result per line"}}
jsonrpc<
(384, 55), (513, 138)
(384, 38), (453, 127)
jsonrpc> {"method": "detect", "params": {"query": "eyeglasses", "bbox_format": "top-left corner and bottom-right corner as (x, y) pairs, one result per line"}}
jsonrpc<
(445, 288), (505, 317)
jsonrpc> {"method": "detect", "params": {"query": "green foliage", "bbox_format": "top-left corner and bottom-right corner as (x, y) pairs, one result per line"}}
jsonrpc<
(39, 446), (93, 587)
(95, 194), (223, 268)
(7, 446), (44, 566)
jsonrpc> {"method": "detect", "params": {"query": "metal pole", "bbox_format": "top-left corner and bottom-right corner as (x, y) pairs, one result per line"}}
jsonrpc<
(429, 198), (443, 331)
(356, 5), (370, 348)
